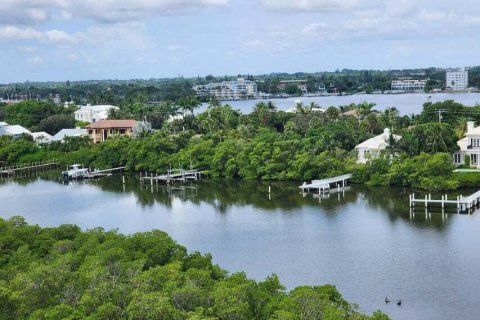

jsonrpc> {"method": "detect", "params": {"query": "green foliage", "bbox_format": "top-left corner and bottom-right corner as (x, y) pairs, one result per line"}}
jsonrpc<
(452, 172), (480, 188)
(5, 100), (68, 129)
(0, 217), (387, 319)
(0, 100), (469, 192)
(358, 153), (460, 191)
(33, 114), (76, 135)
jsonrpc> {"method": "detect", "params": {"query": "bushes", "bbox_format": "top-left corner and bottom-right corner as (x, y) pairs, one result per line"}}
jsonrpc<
(358, 153), (460, 191)
(452, 172), (480, 188)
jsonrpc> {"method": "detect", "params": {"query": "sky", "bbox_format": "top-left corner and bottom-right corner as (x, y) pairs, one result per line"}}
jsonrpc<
(0, 0), (479, 83)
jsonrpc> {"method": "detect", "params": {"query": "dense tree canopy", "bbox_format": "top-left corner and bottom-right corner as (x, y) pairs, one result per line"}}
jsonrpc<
(0, 216), (388, 320)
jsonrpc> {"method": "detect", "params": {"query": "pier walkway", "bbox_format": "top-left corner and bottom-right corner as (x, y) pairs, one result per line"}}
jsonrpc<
(409, 191), (480, 213)
(299, 174), (352, 193)
(83, 167), (126, 179)
(140, 169), (201, 184)
(0, 160), (58, 176)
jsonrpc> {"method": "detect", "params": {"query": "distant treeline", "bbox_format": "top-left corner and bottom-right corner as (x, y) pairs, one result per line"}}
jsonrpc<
(1, 67), (480, 103)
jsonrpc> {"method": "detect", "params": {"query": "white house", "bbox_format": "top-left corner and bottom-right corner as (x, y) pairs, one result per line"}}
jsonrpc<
(355, 128), (401, 164)
(0, 122), (31, 138)
(453, 121), (480, 167)
(74, 104), (119, 123)
(52, 128), (88, 142)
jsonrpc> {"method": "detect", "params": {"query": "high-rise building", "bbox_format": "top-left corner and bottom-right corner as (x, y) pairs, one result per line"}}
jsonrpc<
(446, 68), (468, 91)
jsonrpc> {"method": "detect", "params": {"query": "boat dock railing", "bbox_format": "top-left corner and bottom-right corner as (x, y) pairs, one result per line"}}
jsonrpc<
(409, 190), (480, 214)
(0, 160), (58, 176)
(299, 173), (352, 193)
(140, 169), (202, 184)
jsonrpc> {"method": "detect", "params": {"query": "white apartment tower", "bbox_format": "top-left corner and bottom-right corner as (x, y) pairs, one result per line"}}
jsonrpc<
(446, 68), (468, 91)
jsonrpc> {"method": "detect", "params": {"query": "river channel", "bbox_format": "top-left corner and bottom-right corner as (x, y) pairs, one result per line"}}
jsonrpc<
(1, 173), (480, 320)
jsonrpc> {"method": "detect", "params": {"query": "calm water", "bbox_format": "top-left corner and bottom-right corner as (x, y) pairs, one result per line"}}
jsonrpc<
(1, 174), (480, 320)
(201, 92), (480, 115)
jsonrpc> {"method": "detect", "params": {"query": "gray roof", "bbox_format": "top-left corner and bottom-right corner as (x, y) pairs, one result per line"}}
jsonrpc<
(31, 132), (53, 142)
(0, 125), (31, 136)
(52, 128), (87, 141)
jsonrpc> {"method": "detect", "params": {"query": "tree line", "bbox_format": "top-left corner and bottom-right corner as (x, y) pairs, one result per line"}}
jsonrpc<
(2, 99), (478, 191)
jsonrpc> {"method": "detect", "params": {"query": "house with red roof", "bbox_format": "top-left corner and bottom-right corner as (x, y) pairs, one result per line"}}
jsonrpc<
(85, 119), (138, 143)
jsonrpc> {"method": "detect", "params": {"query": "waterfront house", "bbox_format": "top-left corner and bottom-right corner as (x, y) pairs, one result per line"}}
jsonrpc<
(31, 132), (53, 144)
(355, 128), (401, 164)
(74, 104), (119, 123)
(453, 121), (480, 167)
(52, 128), (88, 142)
(85, 119), (138, 143)
(0, 122), (31, 138)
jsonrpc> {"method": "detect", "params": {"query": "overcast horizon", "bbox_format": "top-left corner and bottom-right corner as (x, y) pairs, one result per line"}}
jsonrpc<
(1, 0), (479, 83)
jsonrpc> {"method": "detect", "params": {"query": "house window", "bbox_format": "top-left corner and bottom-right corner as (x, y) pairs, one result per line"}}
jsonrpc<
(472, 139), (480, 148)
(472, 154), (478, 165)
(88, 130), (93, 134)
(119, 129), (126, 134)
(454, 153), (461, 164)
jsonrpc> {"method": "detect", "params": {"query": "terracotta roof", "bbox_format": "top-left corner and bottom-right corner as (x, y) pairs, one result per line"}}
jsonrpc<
(85, 120), (137, 129)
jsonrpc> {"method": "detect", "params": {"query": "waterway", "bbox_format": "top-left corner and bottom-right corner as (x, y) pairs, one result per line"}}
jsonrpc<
(201, 92), (480, 115)
(1, 174), (480, 320)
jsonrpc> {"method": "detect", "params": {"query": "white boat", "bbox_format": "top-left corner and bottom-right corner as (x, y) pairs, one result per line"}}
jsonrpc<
(62, 164), (89, 179)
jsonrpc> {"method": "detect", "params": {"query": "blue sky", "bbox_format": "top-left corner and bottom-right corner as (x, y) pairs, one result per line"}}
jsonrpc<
(0, 0), (479, 82)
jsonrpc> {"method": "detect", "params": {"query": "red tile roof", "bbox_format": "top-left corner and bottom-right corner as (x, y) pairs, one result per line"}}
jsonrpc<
(85, 120), (138, 129)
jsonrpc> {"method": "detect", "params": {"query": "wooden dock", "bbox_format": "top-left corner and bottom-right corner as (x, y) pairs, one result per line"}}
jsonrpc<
(83, 167), (125, 179)
(0, 160), (58, 176)
(299, 174), (352, 193)
(409, 191), (480, 213)
(140, 169), (201, 184)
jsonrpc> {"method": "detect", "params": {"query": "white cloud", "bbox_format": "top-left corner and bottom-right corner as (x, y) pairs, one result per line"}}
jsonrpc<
(0, 26), (43, 40)
(27, 56), (42, 64)
(0, 0), (230, 24)
(45, 29), (75, 43)
(167, 44), (184, 52)
(261, 0), (374, 12)
(0, 25), (75, 44)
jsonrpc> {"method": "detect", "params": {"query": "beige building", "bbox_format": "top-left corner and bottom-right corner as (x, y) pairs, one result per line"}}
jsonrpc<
(85, 120), (138, 143)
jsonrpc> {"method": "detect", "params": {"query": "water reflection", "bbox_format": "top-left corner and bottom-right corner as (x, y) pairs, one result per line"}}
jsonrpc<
(1, 171), (466, 231)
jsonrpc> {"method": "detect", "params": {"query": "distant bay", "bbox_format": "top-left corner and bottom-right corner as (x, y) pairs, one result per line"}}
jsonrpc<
(201, 92), (480, 115)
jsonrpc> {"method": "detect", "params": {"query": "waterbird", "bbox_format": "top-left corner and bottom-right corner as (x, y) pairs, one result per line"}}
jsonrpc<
(385, 297), (390, 303)
(397, 300), (402, 306)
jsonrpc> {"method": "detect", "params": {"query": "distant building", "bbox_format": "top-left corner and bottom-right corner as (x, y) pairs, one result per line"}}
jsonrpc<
(85, 120), (138, 143)
(446, 68), (468, 91)
(52, 128), (88, 142)
(74, 104), (119, 123)
(0, 122), (31, 138)
(454, 121), (480, 167)
(355, 128), (401, 164)
(193, 78), (257, 100)
(278, 80), (308, 94)
(31, 132), (53, 144)
(391, 79), (427, 92)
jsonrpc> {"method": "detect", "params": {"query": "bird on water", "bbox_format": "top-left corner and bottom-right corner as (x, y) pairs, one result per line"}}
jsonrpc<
(385, 297), (390, 303)
(397, 300), (402, 306)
